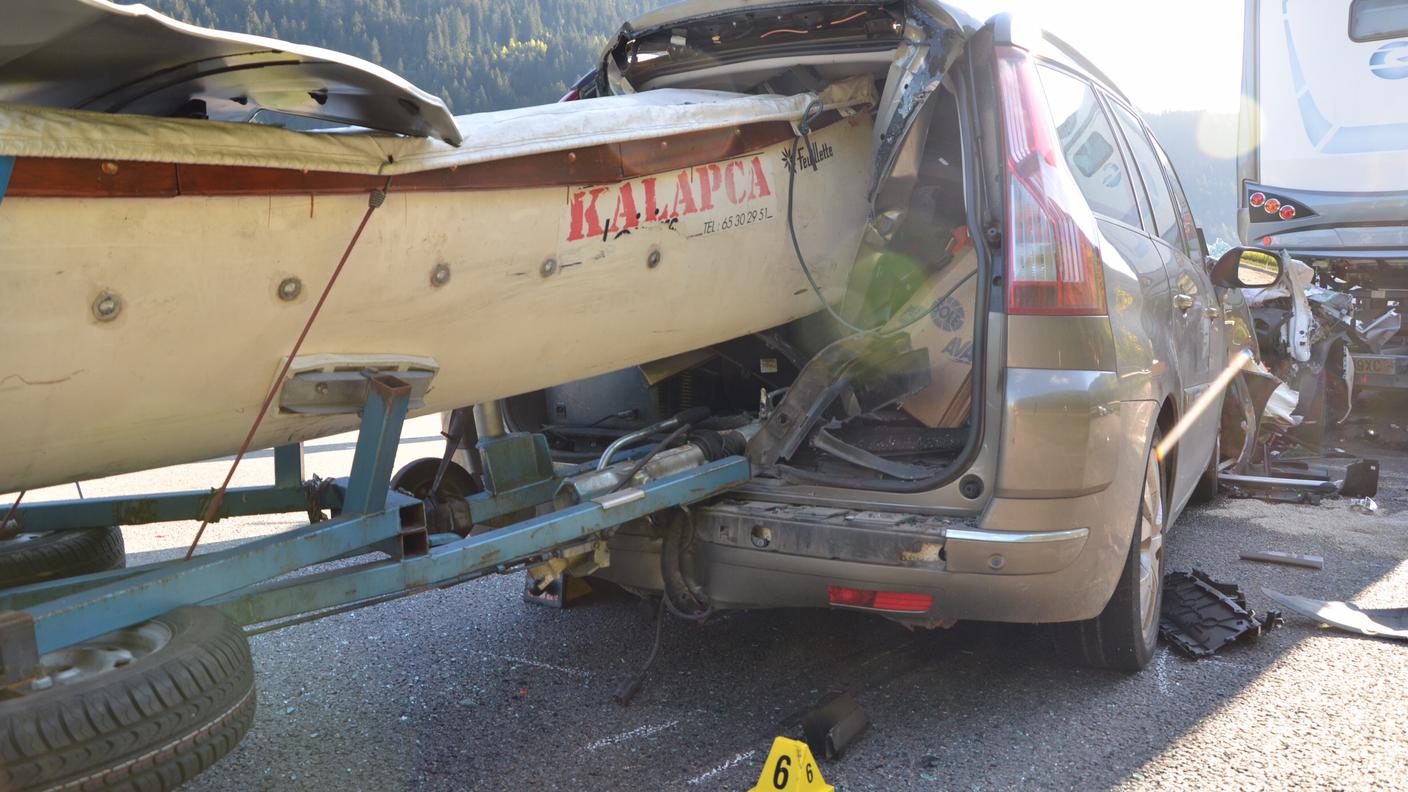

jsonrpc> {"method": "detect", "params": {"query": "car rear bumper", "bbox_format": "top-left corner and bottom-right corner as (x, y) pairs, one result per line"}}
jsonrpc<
(595, 398), (1159, 625)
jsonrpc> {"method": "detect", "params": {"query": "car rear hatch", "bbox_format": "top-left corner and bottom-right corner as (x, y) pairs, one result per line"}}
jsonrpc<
(594, 2), (1000, 513)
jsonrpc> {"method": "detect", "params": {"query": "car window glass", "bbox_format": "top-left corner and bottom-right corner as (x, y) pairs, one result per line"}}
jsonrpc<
(1109, 102), (1182, 250)
(1036, 65), (1142, 228)
(1351, 0), (1408, 41)
(1150, 138), (1202, 260)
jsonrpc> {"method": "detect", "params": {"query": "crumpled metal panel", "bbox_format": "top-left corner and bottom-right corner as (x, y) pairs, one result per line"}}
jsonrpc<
(1160, 569), (1281, 658)
(0, 0), (461, 144)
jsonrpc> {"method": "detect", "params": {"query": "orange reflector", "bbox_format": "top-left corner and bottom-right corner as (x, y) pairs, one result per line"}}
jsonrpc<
(827, 586), (933, 613)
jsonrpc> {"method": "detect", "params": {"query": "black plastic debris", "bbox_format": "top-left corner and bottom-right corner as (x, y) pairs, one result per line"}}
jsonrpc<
(1159, 569), (1281, 658)
(1339, 458), (1380, 497)
(800, 691), (869, 760)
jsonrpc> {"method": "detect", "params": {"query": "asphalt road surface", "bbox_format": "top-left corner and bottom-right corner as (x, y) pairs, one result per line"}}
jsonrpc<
(22, 400), (1408, 791)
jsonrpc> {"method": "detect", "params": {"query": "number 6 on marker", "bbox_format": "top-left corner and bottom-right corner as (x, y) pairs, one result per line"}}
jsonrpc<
(747, 737), (834, 792)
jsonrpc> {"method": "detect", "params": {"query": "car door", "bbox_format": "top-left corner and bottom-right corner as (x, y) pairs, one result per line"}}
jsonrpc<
(1106, 100), (1221, 507)
(1149, 129), (1227, 374)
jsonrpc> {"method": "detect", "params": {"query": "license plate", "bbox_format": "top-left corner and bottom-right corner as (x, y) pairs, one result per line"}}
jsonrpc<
(1355, 357), (1397, 375)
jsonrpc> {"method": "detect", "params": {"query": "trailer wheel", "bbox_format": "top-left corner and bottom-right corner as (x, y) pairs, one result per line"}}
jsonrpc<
(0, 526), (125, 589)
(0, 606), (256, 792)
(392, 457), (481, 537)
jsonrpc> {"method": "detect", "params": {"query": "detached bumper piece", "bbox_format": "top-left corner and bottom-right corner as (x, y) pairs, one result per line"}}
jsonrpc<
(1263, 588), (1408, 643)
(1159, 569), (1281, 659)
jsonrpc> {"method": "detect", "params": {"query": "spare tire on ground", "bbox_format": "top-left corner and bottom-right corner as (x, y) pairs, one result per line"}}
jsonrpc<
(0, 605), (256, 792)
(0, 526), (126, 589)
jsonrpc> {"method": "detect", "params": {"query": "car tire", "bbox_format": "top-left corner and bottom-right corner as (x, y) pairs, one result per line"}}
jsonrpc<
(0, 526), (126, 589)
(0, 606), (256, 792)
(1189, 435), (1219, 505)
(1053, 431), (1166, 671)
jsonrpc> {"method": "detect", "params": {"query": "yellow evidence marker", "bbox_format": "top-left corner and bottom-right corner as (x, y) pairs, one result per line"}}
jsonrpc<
(747, 737), (834, 792)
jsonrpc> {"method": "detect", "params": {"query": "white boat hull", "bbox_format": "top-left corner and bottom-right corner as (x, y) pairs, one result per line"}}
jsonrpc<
(0, 114), (873, 491)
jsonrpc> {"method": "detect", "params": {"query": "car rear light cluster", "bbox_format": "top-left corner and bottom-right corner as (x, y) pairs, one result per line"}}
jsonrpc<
(995, 46), (1106, 316)
(827, 585), (934, 613)
(1249, 191), (1298, 220)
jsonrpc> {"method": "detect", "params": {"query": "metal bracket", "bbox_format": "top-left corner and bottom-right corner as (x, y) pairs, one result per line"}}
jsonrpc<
(0, 609), (39, 687)
(0, 155), (14, 206)
(478, 432), (555, 493)
(277, 355), (437, 415)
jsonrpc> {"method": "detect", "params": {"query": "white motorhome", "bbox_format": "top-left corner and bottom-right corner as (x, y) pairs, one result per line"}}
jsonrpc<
(1239, 0), (1408, 388)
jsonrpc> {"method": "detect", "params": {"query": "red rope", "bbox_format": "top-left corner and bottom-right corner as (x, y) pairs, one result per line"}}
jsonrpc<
(1, 489), (25, 533)
(184, 179), (392, 560)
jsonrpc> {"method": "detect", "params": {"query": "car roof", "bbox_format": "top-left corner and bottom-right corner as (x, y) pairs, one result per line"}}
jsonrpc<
(622, 2), (1131, 107)
(989, 11), (1134, 107)
(625, 0), (980, 34)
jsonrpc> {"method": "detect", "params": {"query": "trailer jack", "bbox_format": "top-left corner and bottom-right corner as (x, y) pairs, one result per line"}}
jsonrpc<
(0, 374), (749, 686)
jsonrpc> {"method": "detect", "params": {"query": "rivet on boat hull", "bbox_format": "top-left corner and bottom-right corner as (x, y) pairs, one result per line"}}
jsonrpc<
(646, 249), (662, 269)
(92, 292), (121, 322)
(541, 258), (558, 278)
(278, 277), (302, 301)
(430, 262), (451, 287)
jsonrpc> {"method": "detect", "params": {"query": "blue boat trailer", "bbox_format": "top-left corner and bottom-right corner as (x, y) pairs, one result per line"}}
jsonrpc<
(0, 374), (749, 685)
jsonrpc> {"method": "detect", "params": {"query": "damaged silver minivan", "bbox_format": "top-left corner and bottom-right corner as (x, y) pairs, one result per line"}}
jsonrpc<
(501, 0), (1280, 670)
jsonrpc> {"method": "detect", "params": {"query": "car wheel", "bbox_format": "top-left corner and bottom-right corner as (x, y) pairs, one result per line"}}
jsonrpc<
(0, 606), (256, 792)
(1189, 434), (1220, 505)
(1053, 431), (1165, 671)
(0, 526), (126, 589)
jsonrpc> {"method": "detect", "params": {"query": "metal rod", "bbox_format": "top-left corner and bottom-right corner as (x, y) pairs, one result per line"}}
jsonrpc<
(273, 443), (305, 489)
(342, 376), (413, 515)
(29, 502), (414, 654)
(597, 421), (673, 470)
(210, 457), (749, 628)
(10, 484), (330, 532)
(473, 400), (507, 439)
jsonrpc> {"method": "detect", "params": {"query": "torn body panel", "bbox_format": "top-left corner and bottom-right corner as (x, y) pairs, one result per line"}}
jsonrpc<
(0, 0), (461, 143)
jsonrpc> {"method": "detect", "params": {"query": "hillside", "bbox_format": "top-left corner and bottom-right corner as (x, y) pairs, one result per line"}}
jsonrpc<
(145, 0), (653, 113)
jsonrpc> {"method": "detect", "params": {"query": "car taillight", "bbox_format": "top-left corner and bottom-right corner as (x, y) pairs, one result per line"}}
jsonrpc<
(996, 46), (1106, 316)
(1250, 192), (1266, 207)
(827, 586), (934, 613)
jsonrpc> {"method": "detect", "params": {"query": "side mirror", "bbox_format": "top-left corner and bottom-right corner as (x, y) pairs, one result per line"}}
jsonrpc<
(1209, 246), (1284, 289)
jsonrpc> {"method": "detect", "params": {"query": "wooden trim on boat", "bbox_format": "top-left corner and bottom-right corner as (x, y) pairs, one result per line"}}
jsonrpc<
(3, 117), (828, 198)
